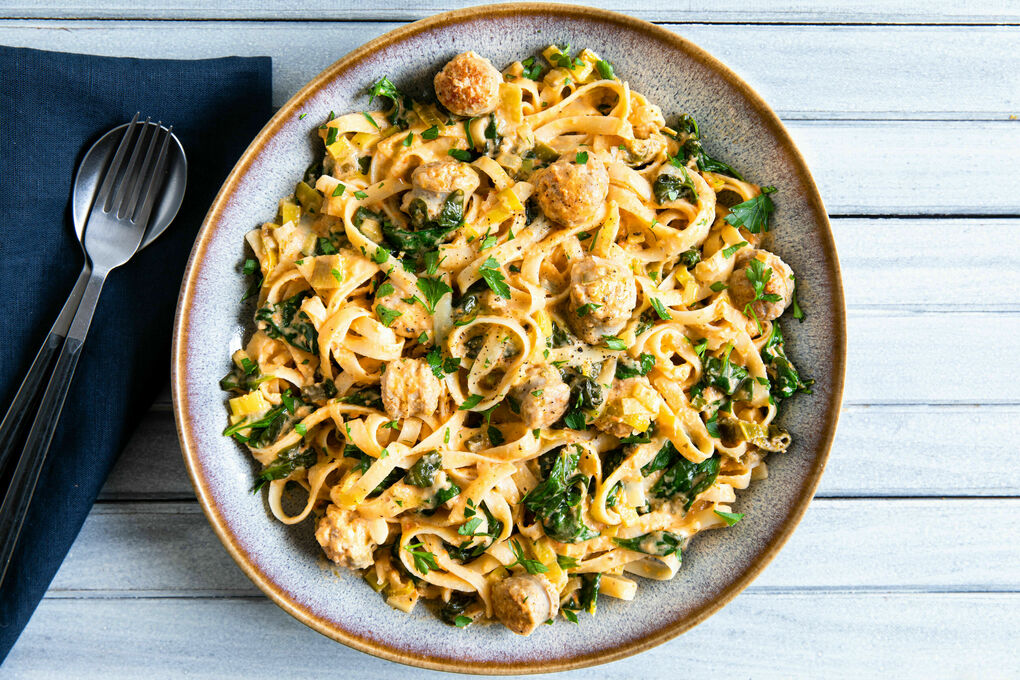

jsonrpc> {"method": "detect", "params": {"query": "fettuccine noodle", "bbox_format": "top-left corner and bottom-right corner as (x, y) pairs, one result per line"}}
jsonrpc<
(219, 46), (812, 635)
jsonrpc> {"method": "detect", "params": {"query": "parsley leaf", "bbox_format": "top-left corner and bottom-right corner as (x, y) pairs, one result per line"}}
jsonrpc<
(459, 394), (483, 410)
(422, 125), (440, 140)
(575, 150), (588, 164)
(613, 531), (683, 558)
(416, 276), (452, 314)
(603, 335), (627, 351)
(615, 353), (655, 379)
(425, 346), (460, 378)
(371, 246), (390, 264)
(576, 302), (601, 317)
(404, 541), (439, 574)
(448, 148), (473, 162)
(714, 509), (744, 526)
(650, 297), (672, 320)
(722, 241), (748, 258)
(710, 281), (728, 292)
(478, 257), (511, 299)
(509, 539), (549, 574)
(521, 56), (543, 80)
(595, 59), (615, 80)
(375, 304), (402, 327)
(724, 186), (777, 234)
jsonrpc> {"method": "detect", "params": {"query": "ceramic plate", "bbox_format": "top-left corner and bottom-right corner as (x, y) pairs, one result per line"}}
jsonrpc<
(172, 4), (846, 673)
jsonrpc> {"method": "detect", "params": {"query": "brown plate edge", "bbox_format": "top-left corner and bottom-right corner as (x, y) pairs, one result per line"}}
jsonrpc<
(171, 3), (848, 675)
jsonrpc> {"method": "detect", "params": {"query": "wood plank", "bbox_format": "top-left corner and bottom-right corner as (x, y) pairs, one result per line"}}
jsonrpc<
(1, 25), (1016, 214)
(4, 0), (1019, 24)
(11, 593), (1016, 678)
(834, 218), (1020, 311)
(100, 403), (1020, 501)
(46, 499), (1020, 597)
(843, 310), (1019, 404)
(0, 21), (1015, 119)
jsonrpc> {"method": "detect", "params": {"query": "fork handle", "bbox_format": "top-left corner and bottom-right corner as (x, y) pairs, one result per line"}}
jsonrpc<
(0, 268), (106, 587)
(0, 266), (90, 478)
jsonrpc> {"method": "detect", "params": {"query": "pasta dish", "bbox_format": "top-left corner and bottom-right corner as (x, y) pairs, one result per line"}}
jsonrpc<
(219, 46), (812, 635)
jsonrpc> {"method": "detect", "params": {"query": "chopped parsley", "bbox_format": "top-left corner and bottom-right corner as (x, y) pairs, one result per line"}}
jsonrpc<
(714, 509), (744, 526)
(509, 539), (549, 575)
(725, 186), (777, 234)
(650, 297), (672, 320)
(375, 304), (402, 327)
(722, 241), (749, 258)
(603, 335), (627, 351)
(459, 394), (484, 410)
(478, 257), (511, 299)
(415, 276), (452, 314)
(404, 541), (439, 574)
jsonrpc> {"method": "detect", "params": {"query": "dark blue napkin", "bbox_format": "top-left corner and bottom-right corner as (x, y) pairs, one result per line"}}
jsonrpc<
(0, 46), (272, 661)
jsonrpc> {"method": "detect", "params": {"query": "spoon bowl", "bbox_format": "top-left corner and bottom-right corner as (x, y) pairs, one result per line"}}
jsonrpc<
(73, 121), (187, 248)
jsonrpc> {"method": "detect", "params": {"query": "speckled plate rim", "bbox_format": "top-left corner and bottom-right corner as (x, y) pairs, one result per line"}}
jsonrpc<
(172, 3), (847, 674)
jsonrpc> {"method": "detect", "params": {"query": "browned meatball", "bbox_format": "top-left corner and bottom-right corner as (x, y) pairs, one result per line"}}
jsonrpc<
(567, 255), (637, 344)
(380, 358), (443, 419)
(727, 249), (794, 323)
(315, 505), (378, 569)
(401, 159), (480, 222)
(434, 51), (502, 117)
(533, 155), (610, 228)
(510, 364), (571, 428)
(491, 573), (560, 635)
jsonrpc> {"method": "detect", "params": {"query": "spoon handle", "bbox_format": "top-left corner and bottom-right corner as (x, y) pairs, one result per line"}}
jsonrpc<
(0, 266), (90, 480)
(0, 268), (106, 588)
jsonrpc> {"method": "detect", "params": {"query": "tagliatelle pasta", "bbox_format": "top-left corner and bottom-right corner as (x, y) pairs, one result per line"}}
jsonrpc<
(219, 46), (813, 635)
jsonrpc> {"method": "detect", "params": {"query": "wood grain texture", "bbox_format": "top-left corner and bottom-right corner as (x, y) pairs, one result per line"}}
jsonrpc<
(834, 218), (1020, 310)
(99, 404), (1020, 501)
(4, 0), (1020, 24)
(0, 21), (1016, 119)
(45, 499), (1020, 597)
(4, 6), (1017, 677)
(10, 594), (1017, 678)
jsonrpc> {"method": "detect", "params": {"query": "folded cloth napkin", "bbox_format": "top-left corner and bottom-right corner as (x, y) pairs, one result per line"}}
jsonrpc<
(0, 46), (272, 661)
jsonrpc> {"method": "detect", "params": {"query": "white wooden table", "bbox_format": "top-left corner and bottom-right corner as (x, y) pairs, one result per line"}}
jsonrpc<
(3, 3), (1019, 677)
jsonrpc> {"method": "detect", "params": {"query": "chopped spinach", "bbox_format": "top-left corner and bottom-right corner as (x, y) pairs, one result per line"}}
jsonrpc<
(405, 450), (442, 487)
(522, 447), (599, 543)
(254, 290), (319, 354)
(761, 323), (813, 400)
(615, 353), (655, 379)
(651, 454), (720, 509)
(367, 75), (411, 129)
(612, 531), (683, 558)
(701, 344), (750, 396)
(385, 189), (464, 257)
(653, 164), (698, 204)
(251, 445), (317, 493)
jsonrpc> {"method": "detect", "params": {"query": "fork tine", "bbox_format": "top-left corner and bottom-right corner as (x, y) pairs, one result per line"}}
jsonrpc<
(112, 117), (152, 219)
(133, 125), (174, 230)
(95, 112), (140, 212)
(122, 122), (163, 222)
